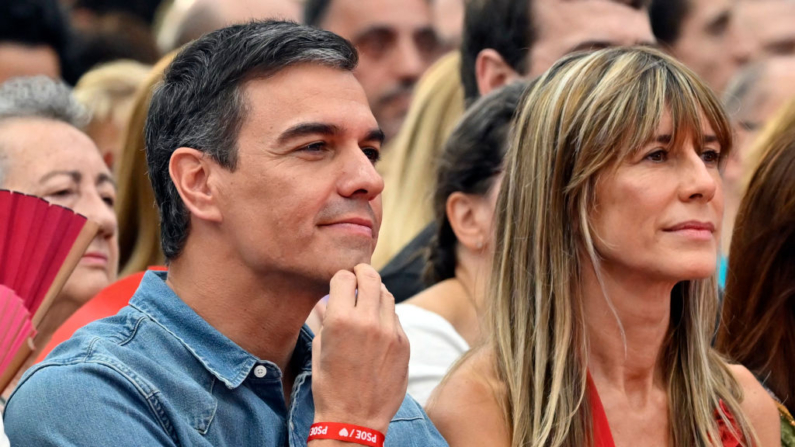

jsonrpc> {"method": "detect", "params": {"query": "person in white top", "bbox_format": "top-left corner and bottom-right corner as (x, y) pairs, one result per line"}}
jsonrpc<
(0, 416), (9, 447)
(395, 81), (527, 405)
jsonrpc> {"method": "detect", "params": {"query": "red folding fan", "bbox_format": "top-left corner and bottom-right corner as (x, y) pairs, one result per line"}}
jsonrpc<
(0, 189), (97, 390)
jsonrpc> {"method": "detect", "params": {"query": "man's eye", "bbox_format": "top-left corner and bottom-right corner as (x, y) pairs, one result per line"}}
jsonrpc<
(645, 149), (668, 162)
(301, 142), (326, 152)
(362, 148), (381, 163)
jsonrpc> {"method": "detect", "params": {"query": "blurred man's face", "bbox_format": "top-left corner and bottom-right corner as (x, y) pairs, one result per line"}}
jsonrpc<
(319, 0), (441, 141)
(212, 65), (385, 285)
(671, 0), (750, 93)
(726, 57), (795, 194)
(0, 43), (60, 83)
(736, 0), (795, 57)
(527, 0), (656, 77)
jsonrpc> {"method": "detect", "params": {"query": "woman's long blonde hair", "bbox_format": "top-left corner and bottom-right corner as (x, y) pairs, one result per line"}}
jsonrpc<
(490, 46), (755, 447)
(116, 52), (177, 275)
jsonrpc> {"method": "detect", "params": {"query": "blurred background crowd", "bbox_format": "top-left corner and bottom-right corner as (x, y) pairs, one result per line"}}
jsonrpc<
(1, 0), (794, 432)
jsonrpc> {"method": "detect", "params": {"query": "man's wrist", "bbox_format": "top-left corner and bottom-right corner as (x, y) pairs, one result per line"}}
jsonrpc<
(312, 414), (389, 437)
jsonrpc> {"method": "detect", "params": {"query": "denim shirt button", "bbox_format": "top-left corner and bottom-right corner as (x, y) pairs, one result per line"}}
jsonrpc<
(253, 365), (268, 378)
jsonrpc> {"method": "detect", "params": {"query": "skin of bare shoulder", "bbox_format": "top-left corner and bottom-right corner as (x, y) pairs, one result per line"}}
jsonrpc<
(425, 347), (511, 447)
(728, 364), (781, 447)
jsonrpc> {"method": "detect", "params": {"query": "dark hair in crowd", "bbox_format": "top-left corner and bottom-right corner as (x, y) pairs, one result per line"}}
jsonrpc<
(716, 100), (795, 415)
(460, 0), (531, 102)
(72, 0), (163, 25)
(461, 0), (650, 102)
(304, 0), (332, 26)
(425, 80), (527, 285)
(145, 20), (358, 261)
(0, 0), (78, 84)
(649, 0), (689, 45)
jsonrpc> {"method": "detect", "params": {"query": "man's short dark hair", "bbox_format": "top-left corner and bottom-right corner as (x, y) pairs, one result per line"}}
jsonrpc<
(649, 0), (689, 46)
(304, 0), (332, 27)
(145, 20), (358, 261)
(460, 0), (531, 102)
(461, 0), (650, 102)
(0, 0), (78, 84)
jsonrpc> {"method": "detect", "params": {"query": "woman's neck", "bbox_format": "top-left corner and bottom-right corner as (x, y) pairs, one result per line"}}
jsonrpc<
(582, 260), (674, 400)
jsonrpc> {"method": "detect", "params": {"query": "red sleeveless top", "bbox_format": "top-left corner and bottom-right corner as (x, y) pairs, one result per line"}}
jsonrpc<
(587, 374), (743, 447)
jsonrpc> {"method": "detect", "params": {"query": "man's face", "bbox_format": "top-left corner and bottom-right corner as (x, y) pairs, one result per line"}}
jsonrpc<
(0, 43), (60, 83)
(736, 0), (795, 58)
(528, 0), (656, 78)
(726, 57), (795, 196)
(212, 65), (384, 285)
(671, 0), (750, 93)
(320, 0), (441, 140)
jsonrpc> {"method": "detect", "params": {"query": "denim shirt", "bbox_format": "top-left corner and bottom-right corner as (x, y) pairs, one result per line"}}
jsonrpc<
(3, 271), (448, 447)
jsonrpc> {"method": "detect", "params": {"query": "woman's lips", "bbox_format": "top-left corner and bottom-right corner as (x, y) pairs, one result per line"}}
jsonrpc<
(81, 251), (109, 266)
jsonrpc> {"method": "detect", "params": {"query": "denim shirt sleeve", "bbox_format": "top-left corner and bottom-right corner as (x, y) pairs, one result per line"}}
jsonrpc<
(3, 362), (177, 446)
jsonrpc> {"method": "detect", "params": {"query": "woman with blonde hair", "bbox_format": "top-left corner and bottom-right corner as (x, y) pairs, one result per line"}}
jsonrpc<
(115, 52), (177, 275)
(427, 47), (780, 446)
(73, 60), (151, 169)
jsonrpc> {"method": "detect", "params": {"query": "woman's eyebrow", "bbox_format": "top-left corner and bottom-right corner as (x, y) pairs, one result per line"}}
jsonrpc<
(97, 172), (117, 190)
(39, 170), (80, 184)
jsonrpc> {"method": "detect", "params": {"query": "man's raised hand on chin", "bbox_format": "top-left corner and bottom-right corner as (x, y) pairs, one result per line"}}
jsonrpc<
(310, 264), (409, 445)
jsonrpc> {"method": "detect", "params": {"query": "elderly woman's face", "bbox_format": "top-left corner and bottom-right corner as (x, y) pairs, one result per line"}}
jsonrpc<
(0, 117), (119, 306)
(589, 112), (724, 282)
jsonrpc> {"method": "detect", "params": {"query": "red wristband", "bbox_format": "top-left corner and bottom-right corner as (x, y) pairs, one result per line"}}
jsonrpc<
(308, 422), (385, 447)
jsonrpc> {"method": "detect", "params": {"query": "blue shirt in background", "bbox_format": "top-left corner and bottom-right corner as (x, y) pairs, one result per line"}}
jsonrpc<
(3, 270), (448, 447)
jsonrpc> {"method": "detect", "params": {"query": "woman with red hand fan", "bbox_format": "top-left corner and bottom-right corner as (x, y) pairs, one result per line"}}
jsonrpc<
(0, 76), (119, 406)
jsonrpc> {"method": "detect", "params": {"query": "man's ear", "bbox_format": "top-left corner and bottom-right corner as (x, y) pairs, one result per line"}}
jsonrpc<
(475, 49), (521, 97)
(446, 192), (487, 252)
(169, 147), (223, 223)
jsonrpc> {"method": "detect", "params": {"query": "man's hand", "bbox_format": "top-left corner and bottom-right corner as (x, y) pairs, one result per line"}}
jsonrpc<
(311, 264), (409, 436)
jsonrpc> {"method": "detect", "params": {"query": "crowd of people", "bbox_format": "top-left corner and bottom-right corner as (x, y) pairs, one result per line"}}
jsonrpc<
(0, 0), (794, 446)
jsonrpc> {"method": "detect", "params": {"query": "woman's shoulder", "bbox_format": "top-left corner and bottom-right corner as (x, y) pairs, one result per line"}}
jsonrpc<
(727, 364), (781, 446)
(425, 347), (510, 447)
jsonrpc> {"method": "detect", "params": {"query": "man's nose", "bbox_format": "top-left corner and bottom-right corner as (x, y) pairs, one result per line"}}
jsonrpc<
(338, 147), (385, 201)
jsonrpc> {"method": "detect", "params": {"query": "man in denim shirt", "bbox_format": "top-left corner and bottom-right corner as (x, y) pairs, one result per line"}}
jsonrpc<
(4, 21), (448, 447)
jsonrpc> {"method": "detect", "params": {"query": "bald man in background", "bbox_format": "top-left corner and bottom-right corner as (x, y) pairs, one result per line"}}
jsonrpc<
(157, 0), (302, 53)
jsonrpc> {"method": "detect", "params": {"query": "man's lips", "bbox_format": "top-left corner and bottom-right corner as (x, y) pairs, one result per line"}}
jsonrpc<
(319, 218), (375, 238)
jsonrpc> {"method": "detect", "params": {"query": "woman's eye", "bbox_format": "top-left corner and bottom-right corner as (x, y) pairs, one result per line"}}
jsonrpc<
(48, 189), (75, 199)
(645, 149), (668, 162)
(102, 195), (115, 207)
(701, 149), (721, 164)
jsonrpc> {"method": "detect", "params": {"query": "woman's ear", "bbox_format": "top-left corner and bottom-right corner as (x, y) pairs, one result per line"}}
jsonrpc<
(169, 147), (223, 223)
(447, 192), (489, 252)
(475, 49), (521, 97)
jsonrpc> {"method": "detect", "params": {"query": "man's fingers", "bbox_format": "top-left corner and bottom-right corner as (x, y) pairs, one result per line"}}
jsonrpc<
(353, 264), (382, 316)
(379, 283), (396, 327)
(326, 270), (357, 317)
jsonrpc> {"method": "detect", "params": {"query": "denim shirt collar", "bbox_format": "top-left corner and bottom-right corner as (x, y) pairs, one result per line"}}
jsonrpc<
(129, 270), (314, 390)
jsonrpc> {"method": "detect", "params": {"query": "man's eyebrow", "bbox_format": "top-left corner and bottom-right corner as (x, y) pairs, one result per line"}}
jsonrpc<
(706, 10), (731, 33)
(353, 25), (395, 42)
(276, 123), (341, 145)
(364, 128), (386, 145)
(39, 170), (80, 184)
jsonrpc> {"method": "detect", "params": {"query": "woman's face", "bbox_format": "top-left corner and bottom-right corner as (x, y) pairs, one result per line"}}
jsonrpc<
(589, 112), (724, 282)
(0, 117), (119, 306)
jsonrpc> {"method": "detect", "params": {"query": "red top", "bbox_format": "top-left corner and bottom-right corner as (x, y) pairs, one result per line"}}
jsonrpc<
(588, 373), (743, 447)
(37, 267), (167, 362)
